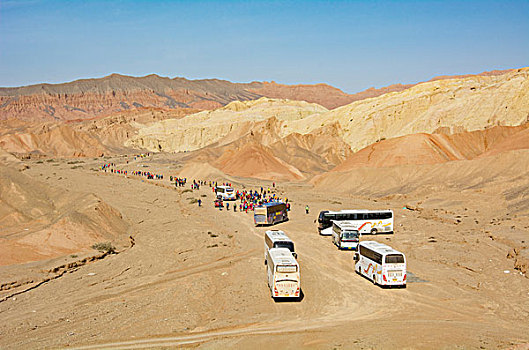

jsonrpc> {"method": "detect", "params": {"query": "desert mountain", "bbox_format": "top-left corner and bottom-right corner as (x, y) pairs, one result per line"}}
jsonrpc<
(285, 68), (529, 152)
(0, 69), (514, 122)
(177, 117), (352, 180)
(126, 98), (328, 153)
(0, 107), (200, 158)
(0, 123), (108, 157)
(0, 74), (344, 122)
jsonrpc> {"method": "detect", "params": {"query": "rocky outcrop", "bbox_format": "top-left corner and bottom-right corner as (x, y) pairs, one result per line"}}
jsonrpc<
(285, 68), (529, 152)
(125, 98), (328, 152)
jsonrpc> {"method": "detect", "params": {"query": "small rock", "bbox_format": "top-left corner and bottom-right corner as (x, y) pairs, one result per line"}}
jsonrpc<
(504, 270), (510, 274)
(221, 272), (228, 276)
(87, 272), (96, 276)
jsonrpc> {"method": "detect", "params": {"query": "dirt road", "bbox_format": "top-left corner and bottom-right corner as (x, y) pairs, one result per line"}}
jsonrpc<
(0, 156), (528, 349)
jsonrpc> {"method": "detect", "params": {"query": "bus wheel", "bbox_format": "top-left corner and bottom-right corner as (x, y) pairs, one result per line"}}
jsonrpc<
(356, 265), (361, 274)
(372, 275), (377, 285)
(371, 228), (378, 235)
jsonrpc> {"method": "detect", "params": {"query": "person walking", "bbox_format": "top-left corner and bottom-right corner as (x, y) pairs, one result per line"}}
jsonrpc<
(305, 205), (309, 214)
(226, 202), (230, 210)
(198, 199), (202, 207)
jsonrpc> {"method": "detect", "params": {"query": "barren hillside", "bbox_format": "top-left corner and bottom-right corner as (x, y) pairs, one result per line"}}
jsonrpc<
(285, 68), (529, 152)
(0, 165), (129, 266)
(0, 69), (515, 122)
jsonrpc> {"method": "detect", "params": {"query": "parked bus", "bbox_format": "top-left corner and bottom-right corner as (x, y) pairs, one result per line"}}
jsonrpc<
(254, 201), (288, 226)
(331, 221), (360, 250)
(264, 230), (297, 262)
(266, 248), (300, 299)
(216, 185), (236, 201)
(318, 209), (393, 235)
(354, 241), (406, 287)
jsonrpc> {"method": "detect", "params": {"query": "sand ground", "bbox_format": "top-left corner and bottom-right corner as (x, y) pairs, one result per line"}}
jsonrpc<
(0, 154), (528, 349)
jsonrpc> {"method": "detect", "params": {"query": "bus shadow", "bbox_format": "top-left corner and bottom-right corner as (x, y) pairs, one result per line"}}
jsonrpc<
(355, 270), (407, 289)
(256, 218), (289, 227)
(273, 289), (305, 303)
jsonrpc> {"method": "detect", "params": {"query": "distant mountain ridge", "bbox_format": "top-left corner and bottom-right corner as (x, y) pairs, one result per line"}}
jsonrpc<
(0, 69), (516, 122)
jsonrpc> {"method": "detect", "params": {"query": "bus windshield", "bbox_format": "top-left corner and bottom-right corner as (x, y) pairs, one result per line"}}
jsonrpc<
(274, 241), (294, 253)
(385, 254), (405, 264)
(277, 265), (297, 273)
(341, 231), (359, 241)
(255, 207), (267, 215)
(226, 188), (234, 193)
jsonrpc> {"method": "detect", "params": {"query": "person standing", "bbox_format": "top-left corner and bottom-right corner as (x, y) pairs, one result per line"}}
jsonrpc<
(198, 199), (202, 207)
(305, 205), (309, 214)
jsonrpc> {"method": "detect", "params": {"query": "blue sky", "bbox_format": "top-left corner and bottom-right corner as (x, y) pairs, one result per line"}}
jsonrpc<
(0, 0), (528, 93)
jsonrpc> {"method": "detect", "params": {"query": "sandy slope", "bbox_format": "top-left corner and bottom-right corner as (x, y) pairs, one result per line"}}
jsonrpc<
(0, 160), (129, 267)
(333, 124), (529, 169)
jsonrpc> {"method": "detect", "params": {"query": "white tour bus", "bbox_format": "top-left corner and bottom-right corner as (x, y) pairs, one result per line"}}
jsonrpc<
(318, 209), (394, 235)
(354, 241), (406, 287)
(266, 248), (300, 299)
(332, 221), (360, 250)
(216, 185), (236, 201)
(264, 230), (297, 262)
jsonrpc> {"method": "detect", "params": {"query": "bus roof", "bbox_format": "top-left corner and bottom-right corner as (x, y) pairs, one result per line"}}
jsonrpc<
(359, 241), (404, 256)
(325, 209), (393, 215)
(269, 248), (298, 265)
(265, 230), (292, 242)
(259, 201), (285, 208)
(333, 221), (359, 229)
(217, 185), (233, 189)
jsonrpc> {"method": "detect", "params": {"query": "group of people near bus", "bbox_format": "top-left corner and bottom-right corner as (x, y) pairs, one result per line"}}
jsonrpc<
(237, 189), (289, 210)
(211, 185), (290, 214)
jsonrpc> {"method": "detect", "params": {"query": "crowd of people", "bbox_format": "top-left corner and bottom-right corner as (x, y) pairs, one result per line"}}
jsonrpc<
(98, 162), (298, 215)
(171, 176), (187, 187)
(132, 153), (152, 161)
(99, 163), (116, 171)
(99, 163), (165, 180)
(130, 170), (164, 180)
(211, 185), (290, 213)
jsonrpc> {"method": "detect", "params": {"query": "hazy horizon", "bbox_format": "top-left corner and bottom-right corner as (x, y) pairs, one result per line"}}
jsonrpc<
(1, 0), (528, 93)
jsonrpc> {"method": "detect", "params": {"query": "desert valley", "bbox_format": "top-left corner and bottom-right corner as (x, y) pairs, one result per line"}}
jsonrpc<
(1, 68), (529, 349)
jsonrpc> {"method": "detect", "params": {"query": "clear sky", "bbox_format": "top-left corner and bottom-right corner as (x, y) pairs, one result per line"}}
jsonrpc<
(0, 0), (528, 93)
